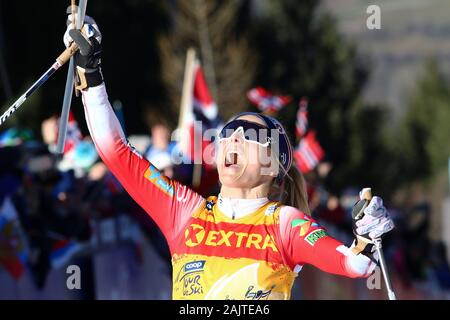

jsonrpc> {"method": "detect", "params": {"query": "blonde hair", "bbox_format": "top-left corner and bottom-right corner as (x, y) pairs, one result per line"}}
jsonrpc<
(270, 162), (310, 214)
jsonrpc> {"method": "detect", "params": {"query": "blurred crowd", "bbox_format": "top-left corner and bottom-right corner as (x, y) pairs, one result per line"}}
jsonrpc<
(1, 112), (450, 299)
(306, 172), (450, 296)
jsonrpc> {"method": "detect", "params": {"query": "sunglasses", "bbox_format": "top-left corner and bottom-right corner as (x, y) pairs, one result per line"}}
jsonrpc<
(219, 119), (272, 147)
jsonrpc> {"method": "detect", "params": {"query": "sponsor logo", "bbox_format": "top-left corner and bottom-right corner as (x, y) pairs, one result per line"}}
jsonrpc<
(205, 201), (214, 211)
(264, 204), (277, 216)
(175, 260), (205, 282)
(184, 260), (206, 273)
(183, 274), (203, 296)
(176, 260), (206, 297)
(305, 229), (327, 246)
(184, 224), (278, 252)
(291, 217), (319, 237)
(184, 224), (207, 247)
(144, 165), (174, 197)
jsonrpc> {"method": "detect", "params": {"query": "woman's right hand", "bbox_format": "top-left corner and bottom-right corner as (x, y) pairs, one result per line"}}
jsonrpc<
(63, 13), (104, 90)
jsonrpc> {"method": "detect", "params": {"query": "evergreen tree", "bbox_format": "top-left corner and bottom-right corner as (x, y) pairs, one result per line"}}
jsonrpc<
(250, 0), (372, 193)
(397, 59), (450, 183)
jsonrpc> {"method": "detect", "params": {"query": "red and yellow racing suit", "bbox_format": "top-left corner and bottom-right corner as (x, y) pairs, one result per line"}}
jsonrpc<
(82, 84), (376, 300)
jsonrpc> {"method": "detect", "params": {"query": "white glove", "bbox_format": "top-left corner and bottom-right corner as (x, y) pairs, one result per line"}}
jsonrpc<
(355, 195), (394, 240)
(63, 14), (102, 48)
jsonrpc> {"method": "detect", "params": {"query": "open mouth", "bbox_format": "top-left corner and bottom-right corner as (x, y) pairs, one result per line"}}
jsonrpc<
(225, 151), (240, 167)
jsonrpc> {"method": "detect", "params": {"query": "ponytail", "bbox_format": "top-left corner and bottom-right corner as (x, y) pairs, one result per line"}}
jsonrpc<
(270, 165), (310, 215)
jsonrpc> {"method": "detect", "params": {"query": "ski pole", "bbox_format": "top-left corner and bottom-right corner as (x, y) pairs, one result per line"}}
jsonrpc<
(358, 188), (397, 300)
(373, 237), (396, 300)
(56, 0), (88, 154)
(0, 42), (79, 126)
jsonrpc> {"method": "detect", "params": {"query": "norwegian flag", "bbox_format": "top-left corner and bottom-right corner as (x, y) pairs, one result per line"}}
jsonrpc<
(60, 112), (83, 154)
(0, 197), (28, 280)
(295, 97), (309, 140)
(193, 63), (220, 127)
(50, 238), (82, 269)
(294, 130), (325, 174)
(247, 87), (291, 114)
(178, 60), (221, 167)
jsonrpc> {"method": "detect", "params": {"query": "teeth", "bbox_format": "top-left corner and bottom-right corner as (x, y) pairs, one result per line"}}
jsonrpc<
(225, 151), (238, 165)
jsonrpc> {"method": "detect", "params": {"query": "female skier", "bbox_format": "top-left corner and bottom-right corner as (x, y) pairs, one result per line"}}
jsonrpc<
(64, 16), (394, 300)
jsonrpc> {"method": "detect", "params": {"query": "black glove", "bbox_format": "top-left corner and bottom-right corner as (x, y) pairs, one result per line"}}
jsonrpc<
(63, 14), (103, 90)
(70, 27), (104, 90)
(351, 197), (375, 255)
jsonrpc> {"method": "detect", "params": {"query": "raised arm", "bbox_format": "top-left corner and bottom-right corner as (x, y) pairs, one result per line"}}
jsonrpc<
(81, 84), (204, 244)
(64, 16), (204, 247)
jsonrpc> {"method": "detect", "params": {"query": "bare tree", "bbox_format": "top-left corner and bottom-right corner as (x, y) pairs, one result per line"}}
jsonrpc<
(159, 0), (256, 122)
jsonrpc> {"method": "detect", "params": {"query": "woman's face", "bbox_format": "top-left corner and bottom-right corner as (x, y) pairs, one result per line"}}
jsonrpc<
(217, 115), (278, 189)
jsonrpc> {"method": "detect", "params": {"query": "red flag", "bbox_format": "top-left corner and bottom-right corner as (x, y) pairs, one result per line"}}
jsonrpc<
(178, 60), (221, 168)
(247, 87), (291, 114)
(294, 130), (325, 174)
(0, 197), (27, 280)
(50, 238), (82, 269)
(58, 112), (83, 154)
(193, 63), (219, 123)
(295, 97), (309, 140)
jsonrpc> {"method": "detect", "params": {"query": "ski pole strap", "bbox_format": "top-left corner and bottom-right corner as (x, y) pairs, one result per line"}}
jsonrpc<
(351, 188), (373, 255)
(352, 235), (372, 255)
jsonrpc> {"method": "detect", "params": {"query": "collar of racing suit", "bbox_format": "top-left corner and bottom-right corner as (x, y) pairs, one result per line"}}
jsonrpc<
(217, 194), (270, 220)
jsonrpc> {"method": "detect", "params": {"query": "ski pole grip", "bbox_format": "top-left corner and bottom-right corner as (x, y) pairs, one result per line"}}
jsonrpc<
(351, 187), (373, 255)
(360, 188), (372, 201)
(56, 42), (79, 66)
